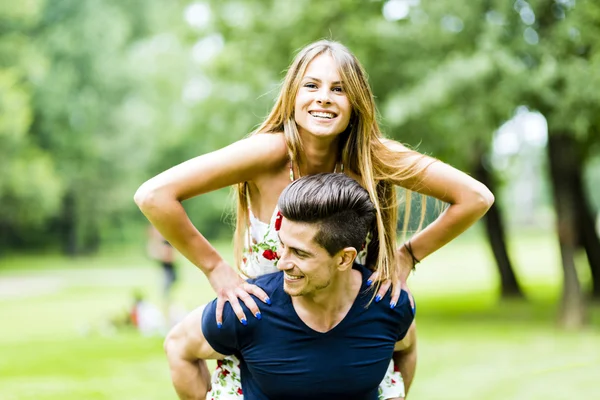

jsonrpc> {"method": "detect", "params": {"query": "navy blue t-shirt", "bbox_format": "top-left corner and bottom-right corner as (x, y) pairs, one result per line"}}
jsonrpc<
(202, 264), (414, 400)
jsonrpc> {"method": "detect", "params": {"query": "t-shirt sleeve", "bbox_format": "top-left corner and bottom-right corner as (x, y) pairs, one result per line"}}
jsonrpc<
(395, 290), (415, 342)
(201, 299), (239, 356)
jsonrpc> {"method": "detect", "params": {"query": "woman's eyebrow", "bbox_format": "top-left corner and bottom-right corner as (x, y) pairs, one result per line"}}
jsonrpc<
(303, 76), (343, 85)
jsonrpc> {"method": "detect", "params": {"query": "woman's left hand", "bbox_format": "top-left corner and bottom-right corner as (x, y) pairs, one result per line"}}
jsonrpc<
(367, 270), (414, 309)
(367, 247), (415, 309)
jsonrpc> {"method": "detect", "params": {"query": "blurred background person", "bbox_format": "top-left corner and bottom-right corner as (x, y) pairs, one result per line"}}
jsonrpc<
(148, 225), (179, 323)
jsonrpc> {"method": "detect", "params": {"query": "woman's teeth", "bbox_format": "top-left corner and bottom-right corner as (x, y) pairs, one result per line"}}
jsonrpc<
(310, 111), (335, 119)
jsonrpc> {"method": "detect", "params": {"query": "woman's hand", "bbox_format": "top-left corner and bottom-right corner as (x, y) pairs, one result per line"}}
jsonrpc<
(367, 248), (415, 310)
(207, 262), (271, 327)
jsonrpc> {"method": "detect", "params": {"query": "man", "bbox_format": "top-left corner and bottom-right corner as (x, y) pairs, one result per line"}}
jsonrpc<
(164, 173), (416, 400)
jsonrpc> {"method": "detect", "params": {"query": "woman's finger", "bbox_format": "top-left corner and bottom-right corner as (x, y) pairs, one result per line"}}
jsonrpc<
(227, 293), (249, 325)
(390, 281), (401, 308)
(215, 296), (226, 327)
(243, 283), (271, 305)
(367, 270), (379, 287)
(375, 279), (392, 303)
(234, 287), (262, 319)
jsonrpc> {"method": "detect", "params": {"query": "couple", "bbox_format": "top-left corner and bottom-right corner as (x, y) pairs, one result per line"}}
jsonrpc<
(135, 39), (493, 399)
(165, 173), (416, 399)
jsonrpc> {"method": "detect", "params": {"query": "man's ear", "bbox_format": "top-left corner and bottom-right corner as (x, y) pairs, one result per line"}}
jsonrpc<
(336, 247), (357, 272)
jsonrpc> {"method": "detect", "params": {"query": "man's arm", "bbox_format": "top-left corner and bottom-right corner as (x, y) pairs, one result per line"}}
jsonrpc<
(392, 322), (418, 398)
(164, 305), (225, 400)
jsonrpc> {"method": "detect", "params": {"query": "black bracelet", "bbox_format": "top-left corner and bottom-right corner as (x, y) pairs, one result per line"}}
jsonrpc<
(404, 241), (420, 269)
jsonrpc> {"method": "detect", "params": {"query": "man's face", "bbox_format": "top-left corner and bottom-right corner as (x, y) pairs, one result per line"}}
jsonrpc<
(277, 218), (338, 297)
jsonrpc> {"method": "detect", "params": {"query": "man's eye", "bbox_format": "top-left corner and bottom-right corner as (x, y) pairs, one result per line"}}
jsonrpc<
(293, 249), (306, 259)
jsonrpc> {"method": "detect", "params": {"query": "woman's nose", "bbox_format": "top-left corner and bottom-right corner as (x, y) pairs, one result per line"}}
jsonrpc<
(316, 89), (331, 104)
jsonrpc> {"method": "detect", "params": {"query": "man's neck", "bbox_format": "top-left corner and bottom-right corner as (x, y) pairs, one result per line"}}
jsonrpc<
(291, 268), (362, 333)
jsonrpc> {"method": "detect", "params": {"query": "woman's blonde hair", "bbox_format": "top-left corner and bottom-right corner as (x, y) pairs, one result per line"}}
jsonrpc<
(234, 40), (432, 286)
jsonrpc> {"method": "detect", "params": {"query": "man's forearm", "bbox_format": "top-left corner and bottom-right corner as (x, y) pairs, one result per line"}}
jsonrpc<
(168, 357), (211, 400)
(392, 324), (418, 397)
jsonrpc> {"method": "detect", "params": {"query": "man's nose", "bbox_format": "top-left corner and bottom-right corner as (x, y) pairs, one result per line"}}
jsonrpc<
(277, 251), (293, 271)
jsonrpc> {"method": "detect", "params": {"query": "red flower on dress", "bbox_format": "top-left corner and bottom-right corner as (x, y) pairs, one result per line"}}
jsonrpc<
(242, 257), (247, 264)
(216, 360), (223, 369)
(237, 388), (243, 395)
(274, 211), (283, 231)
(262, 249), (278, 260)
(221, 369), (230, 377)
(392, 379), (396, 384)
(393, 364), (400, 372)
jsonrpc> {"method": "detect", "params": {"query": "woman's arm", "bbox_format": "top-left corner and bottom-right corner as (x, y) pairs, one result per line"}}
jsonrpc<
(386, 140), (494, 281)
(370, 140), (494, 305)
(134, 133), (288, 321)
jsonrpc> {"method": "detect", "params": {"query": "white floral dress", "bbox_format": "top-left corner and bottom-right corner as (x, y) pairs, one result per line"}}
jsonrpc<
(206, 164), (405, 400)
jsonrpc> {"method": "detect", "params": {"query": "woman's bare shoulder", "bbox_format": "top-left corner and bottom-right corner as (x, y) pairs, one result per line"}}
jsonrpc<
(379, 137), (411, 153)
(246, 132), (288, 165)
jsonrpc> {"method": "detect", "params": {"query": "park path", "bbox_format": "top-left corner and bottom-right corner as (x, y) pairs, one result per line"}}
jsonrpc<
(0, 268), (152, 300)
(0, 276), (64, 299)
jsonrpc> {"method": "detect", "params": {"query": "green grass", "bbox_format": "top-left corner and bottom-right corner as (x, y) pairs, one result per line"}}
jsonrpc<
(1, 229), (599, 399)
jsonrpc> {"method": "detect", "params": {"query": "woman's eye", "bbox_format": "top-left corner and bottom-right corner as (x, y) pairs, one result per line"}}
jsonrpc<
(304, 83), (317, 89)
(332, 86), (343, 92)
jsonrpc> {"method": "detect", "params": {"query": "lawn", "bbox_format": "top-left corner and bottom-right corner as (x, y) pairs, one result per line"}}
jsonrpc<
(1, 229), (599, 400)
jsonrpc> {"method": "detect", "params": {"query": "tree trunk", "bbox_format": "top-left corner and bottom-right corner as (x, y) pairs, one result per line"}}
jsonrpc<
(81, 217), (100, 254)
(60, 191), (78, 256)
(474, 154), (524, 298)
(547, 133), (586, 328)
(573, 163), (600, 299)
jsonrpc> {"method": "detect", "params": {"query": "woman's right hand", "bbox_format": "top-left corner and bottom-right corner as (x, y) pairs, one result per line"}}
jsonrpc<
(207, 262), (271, 327)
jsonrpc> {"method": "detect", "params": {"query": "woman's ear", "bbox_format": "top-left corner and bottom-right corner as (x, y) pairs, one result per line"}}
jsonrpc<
(336, 247), (358, 272)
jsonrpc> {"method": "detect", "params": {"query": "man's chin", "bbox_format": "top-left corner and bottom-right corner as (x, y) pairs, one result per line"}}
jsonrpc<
(283, 284), (303, 297)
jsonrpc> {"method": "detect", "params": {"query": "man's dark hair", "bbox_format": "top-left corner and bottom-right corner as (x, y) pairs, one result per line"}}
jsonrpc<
(278, 173), (376, 256)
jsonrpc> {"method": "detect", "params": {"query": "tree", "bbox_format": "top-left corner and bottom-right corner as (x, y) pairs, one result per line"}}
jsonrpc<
(0, 0), (63, 248)
(499, 0), (600, 323)
(0, 0), (191, 253)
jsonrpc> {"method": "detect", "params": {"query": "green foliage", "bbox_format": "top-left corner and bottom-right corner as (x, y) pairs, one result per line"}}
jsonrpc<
(1, 0), (599, 251)
(0, 0), (191, 250)
(0, 6), (63, 232)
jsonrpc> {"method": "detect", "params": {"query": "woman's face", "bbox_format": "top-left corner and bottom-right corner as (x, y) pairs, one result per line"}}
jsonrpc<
(294, 53), (352, 140)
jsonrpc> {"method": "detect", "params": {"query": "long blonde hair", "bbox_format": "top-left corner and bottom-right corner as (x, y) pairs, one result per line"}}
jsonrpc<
(234, 40), (431, 286)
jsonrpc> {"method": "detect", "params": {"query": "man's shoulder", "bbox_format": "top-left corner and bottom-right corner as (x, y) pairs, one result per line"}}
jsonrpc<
(351, 264), (414, 340)
(353, 263), (372, 278)
(247, 271), (283, 293)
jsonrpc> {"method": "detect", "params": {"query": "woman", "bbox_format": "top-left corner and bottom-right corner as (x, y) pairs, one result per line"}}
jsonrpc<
(135, 40), (493, 399)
